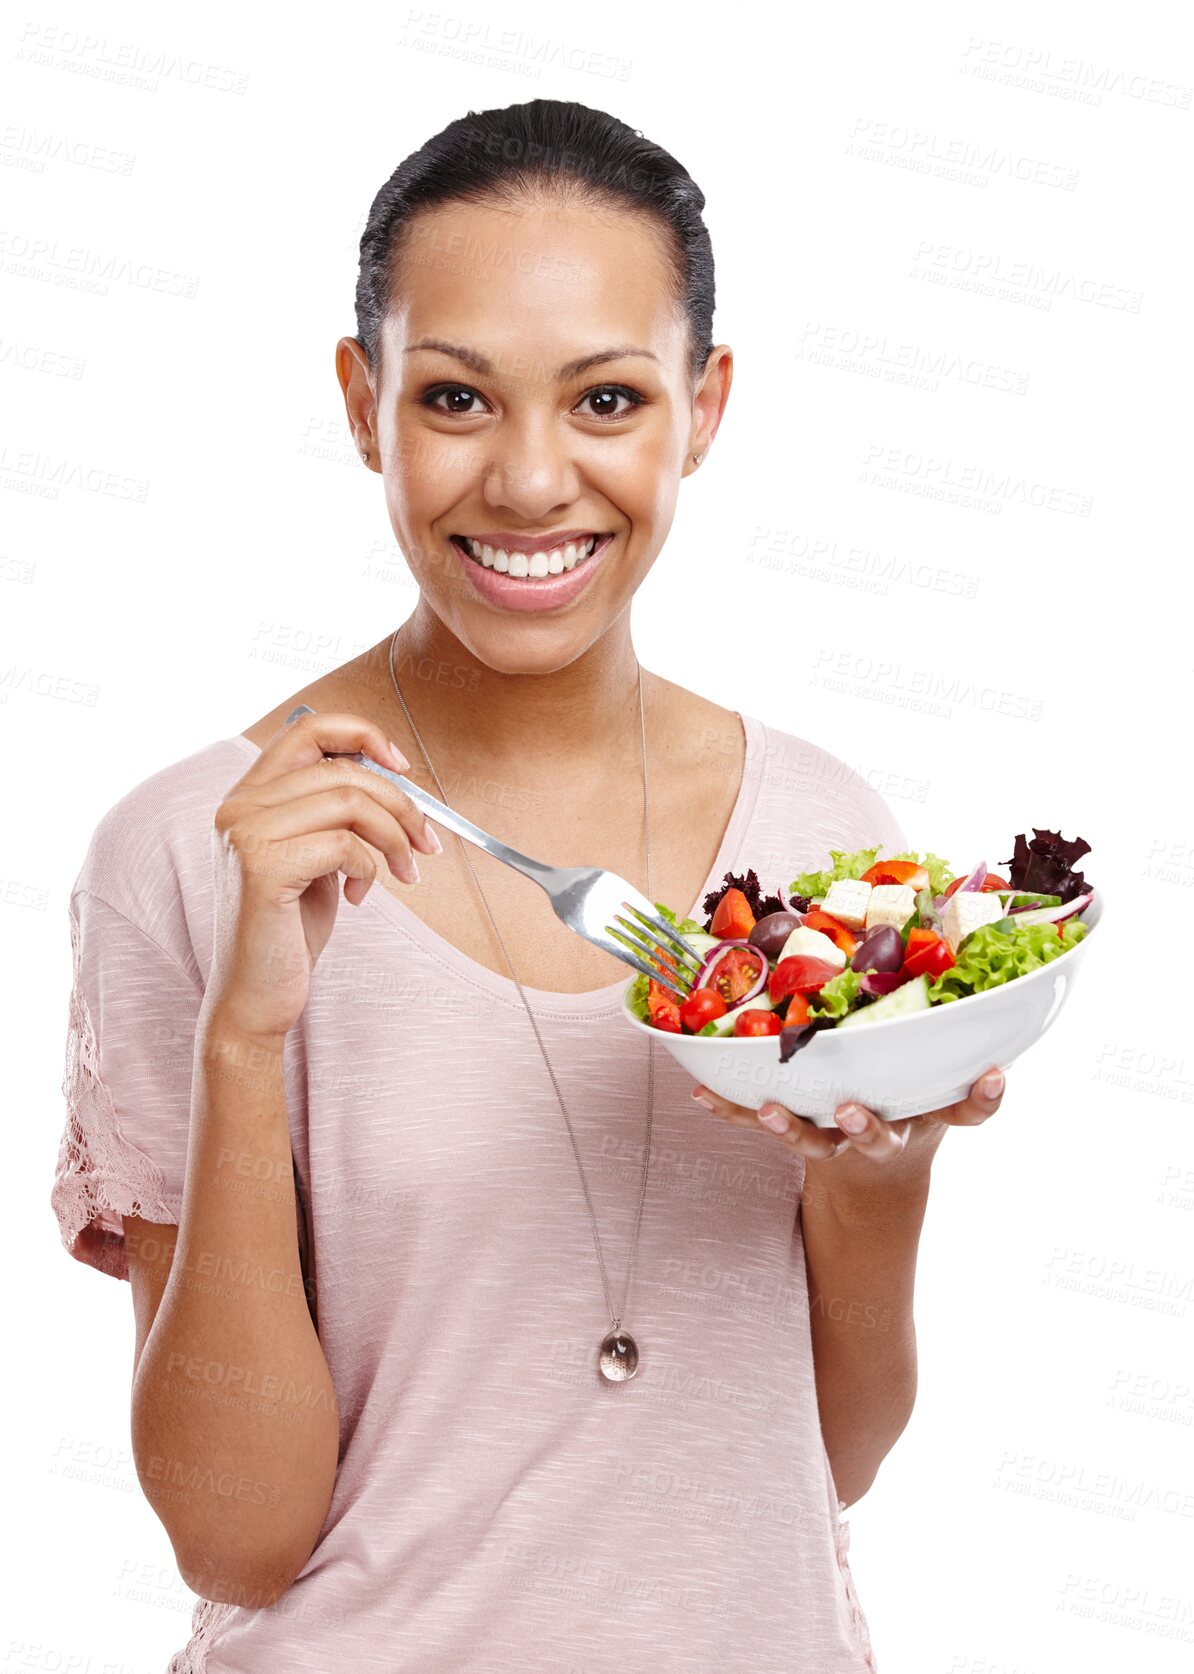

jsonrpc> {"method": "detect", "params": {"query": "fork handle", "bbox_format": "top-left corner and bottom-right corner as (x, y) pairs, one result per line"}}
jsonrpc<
(284, 705), (555, 885)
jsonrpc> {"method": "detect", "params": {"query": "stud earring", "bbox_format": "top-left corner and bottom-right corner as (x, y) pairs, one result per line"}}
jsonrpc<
(692, 451), (704, 464)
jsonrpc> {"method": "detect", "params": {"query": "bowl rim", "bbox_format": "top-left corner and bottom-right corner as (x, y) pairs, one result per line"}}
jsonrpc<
(622, 890), (1102, 1044)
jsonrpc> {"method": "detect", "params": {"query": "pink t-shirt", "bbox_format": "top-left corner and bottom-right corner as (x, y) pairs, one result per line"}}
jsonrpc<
(51, 712), (908, 1673)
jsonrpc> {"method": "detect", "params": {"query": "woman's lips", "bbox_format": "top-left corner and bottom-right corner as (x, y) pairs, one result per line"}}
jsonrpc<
(450, 533), (614, 613)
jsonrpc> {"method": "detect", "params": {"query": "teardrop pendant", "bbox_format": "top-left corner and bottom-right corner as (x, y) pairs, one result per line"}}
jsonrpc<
(598, 1327), (639, 1382)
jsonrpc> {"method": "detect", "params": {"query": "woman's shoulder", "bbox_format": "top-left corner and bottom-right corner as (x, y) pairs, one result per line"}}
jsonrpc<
(74, 736), (256, 935)
(743, 713), (912, 856)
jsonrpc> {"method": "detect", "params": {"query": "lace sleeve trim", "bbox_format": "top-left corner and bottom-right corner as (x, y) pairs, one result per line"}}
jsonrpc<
(834, 1499), (879, 1672)
(49, 897), (182, 1282)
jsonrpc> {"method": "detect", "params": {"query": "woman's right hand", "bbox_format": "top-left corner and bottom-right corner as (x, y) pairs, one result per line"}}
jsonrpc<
(204, 710), (441, 1042)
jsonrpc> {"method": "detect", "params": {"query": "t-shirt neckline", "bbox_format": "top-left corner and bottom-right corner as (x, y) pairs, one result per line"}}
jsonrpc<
(222, 711), (762, 1016)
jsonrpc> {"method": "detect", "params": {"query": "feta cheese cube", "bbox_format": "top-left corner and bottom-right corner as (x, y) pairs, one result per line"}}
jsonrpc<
(820, 879), (872, 930)
(864, 884), (918, 934)
(777, 925), (847, 969)
(941, 889), (1005, 954)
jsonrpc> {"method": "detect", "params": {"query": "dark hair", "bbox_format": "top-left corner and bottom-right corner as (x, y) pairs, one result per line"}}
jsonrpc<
(354, 99), (715, 387)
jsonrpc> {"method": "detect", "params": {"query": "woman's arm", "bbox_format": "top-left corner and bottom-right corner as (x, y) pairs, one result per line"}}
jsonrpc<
(128, 1013), (339, 1608)
(690, 1070), (1006, 1506)
(799, 1154), (937, 1507)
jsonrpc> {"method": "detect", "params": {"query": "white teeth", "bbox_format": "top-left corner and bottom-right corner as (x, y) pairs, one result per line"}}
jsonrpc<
(460, 535), (600, 576)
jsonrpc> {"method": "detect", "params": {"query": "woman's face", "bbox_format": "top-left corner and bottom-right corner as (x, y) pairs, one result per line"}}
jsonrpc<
(338, 195), (731, 672)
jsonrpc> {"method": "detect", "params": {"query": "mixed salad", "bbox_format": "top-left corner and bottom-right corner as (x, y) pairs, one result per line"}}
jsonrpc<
(625, 829), (1094, 1063)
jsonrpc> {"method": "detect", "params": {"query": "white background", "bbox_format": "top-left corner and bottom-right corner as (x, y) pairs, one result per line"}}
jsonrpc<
(6, 1), (1192, 1669)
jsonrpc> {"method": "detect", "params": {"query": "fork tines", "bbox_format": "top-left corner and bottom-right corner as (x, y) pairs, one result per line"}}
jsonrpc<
(611, 902), (705, 997)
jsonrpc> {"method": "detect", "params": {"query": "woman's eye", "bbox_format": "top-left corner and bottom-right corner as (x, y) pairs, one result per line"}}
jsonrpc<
(576, 386), (643, 420)
(420, 385), (488, 416)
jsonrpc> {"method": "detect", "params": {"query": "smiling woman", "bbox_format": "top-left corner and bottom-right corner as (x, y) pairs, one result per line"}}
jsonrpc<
(51, 99), (919, 1673)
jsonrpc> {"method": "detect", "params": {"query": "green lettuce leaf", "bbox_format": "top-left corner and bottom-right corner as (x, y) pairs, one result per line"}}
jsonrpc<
(653, 901), (706, 936)
(892, 851), (956, 894)
(807, 967), (867, 1019)
(627, 972), (651, 1020)
(789, 847), (881, 899)
(928, 917), (1088, 1004)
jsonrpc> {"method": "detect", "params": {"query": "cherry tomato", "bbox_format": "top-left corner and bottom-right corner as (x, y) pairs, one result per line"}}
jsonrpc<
(861, 859), (930, 890)
(709, 887), (756, 940)
(680, 986), (727, 1034)
(801, 909), (858, 959)
(768, 955), (841, 1004)
(734, 1008), (783, 1037)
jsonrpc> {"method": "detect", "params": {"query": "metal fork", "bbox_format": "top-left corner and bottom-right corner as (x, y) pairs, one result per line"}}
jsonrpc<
(283, 704), (704, 1000)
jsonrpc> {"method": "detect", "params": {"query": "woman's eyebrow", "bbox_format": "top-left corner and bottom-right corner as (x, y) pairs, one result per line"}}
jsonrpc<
(404, 338), (659, 379)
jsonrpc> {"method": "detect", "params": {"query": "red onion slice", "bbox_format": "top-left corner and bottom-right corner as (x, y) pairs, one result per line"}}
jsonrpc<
(1004, 890), (1093, 928)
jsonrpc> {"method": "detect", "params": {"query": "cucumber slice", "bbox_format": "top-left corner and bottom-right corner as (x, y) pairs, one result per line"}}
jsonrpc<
(990, 891), (1062, 909)
(683, 931), (721, 960)
(836, 973), (932, 1028)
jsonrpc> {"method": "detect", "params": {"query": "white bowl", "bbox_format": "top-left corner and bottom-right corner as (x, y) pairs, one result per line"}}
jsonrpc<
(621, 893), (1102, 1125)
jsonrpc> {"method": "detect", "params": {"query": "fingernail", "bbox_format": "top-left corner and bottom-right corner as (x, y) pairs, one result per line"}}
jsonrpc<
(837, 1105), (869, 1134)
(401, 856), (420, 885)
(980, 1070), (1005, 1099)
(759, 1105), (790, 1134)
(389, 739), (411, 771)
(423, 824), (443, 854)
(692, 1090), (715, 1110)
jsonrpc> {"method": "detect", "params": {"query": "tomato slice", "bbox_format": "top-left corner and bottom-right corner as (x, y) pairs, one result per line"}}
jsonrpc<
(679, 986), (727, 1034)
(944, 872), (1009, 898)
(650, 1002), (682, 1033)
(768, 955), (841, 1004)
(734, 1008), (783, 1037)
(706, 945), (766, 1006)
(861, 859), (930, 890)
(781, 991), (811, 1027)
(709, 887), (756, 941)
(801, 909), (858, 958)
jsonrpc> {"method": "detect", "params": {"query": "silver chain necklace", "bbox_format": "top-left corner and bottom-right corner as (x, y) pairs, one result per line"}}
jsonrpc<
(385, 627), (655, 1384)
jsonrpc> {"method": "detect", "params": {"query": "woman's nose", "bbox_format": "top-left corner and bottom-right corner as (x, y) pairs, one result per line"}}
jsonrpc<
(480, 418), (581, 516)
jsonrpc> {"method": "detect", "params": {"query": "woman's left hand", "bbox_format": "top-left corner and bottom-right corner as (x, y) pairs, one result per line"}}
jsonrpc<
(690, 1066), (1006, 1178)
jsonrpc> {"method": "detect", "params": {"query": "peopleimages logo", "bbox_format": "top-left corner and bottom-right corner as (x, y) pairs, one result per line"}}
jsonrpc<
(959, 37), (1192, 109)
(860, 444), (1093, 517)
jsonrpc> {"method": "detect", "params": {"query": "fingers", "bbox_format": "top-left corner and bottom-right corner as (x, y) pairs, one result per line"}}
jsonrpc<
(937, 1065), (1007, 1126)
(691, 1084), (853, 1162)
(250, 710), (442, 851)
(255, 708), (407, 785)
(691, 1086), (911, 1160)
(231, 780), (427, 887)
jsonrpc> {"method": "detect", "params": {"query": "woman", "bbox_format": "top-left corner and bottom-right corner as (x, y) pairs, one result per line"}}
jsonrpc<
(51, 99), (1005, 1671)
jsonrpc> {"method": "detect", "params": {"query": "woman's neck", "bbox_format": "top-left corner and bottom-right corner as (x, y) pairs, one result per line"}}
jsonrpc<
(377, 609), (654, 789)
